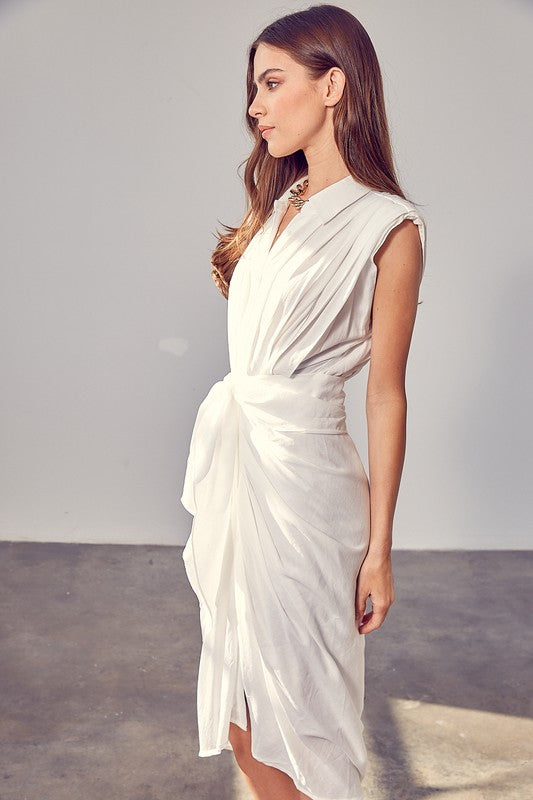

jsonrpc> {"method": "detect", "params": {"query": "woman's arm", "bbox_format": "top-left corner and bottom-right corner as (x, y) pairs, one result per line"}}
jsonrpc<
(355, 217), (424, 635)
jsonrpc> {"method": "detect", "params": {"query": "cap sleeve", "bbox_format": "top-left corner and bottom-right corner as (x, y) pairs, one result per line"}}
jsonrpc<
(371, 207), (427, 280)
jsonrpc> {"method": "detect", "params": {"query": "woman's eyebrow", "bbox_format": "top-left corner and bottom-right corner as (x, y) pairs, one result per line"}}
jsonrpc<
(253, 68), (285, 86)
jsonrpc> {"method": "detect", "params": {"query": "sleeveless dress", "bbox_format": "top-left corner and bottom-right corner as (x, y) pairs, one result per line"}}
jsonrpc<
(180, 173), (427, 800)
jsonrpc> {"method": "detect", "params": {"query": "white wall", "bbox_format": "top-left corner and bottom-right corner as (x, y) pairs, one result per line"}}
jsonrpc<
(1, 0), (531, 547)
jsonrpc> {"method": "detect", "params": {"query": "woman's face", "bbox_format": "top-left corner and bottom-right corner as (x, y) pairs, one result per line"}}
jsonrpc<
(248, 43), (332, 159)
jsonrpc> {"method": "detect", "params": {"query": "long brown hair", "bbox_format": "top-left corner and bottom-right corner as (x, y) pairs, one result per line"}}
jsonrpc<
(211, 4), (411, 299)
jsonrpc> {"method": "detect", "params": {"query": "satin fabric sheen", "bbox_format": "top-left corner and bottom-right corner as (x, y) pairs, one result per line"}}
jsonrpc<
(180, 174), (427, 800)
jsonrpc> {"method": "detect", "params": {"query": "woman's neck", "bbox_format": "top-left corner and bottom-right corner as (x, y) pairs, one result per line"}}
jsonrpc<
(302, 146), (351, 199)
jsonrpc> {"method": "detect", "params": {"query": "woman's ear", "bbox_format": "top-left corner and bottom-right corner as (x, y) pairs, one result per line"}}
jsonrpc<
(324, 67), (346, 107)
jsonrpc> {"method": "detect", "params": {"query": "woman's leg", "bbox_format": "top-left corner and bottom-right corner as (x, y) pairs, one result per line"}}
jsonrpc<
(228, 693), (313, 800)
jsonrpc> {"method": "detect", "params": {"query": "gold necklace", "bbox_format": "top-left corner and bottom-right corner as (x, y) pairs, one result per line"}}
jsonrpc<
(287, 179), (309, 209)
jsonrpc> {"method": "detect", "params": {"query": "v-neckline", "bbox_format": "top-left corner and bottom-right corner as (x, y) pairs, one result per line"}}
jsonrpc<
(267, 204), (304, 255)
(267, 173), (357, 256)
(268, 175), (311, 255)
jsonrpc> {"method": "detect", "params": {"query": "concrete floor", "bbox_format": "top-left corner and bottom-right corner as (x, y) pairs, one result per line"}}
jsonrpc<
(0, 543), (531, 800)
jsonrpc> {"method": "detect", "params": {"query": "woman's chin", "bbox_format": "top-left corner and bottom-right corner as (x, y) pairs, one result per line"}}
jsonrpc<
(266, 141), (299, 159)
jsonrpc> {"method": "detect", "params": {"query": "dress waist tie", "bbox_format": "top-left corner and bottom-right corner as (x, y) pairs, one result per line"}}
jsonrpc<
(180, 370), (347, 628)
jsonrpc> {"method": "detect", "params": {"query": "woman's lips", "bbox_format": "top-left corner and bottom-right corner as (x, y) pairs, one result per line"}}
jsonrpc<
(261, 127), (274, 137)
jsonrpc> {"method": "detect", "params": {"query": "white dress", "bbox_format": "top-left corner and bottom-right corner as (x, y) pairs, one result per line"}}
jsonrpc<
(180, 173), (427, 800)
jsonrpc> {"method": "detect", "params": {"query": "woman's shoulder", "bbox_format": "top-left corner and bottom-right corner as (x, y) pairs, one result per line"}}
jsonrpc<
(362, 188), (427, 276)
(364, 187), (426, 224)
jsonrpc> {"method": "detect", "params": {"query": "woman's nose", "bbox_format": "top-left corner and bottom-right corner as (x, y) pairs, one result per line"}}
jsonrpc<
(248, 95), (265, 119)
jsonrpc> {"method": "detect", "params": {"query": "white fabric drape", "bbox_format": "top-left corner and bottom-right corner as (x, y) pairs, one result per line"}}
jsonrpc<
(180, 174), (427, 800)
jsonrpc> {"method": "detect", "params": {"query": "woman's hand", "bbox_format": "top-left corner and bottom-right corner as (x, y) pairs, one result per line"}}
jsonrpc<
(354, 552), (395, 634)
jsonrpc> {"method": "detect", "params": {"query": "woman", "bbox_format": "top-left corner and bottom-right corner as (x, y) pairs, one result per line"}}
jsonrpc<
(180, 4), (427, 800)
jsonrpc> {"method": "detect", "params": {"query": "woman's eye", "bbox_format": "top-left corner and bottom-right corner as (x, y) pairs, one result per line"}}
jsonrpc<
(266, 80), (279, 90)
